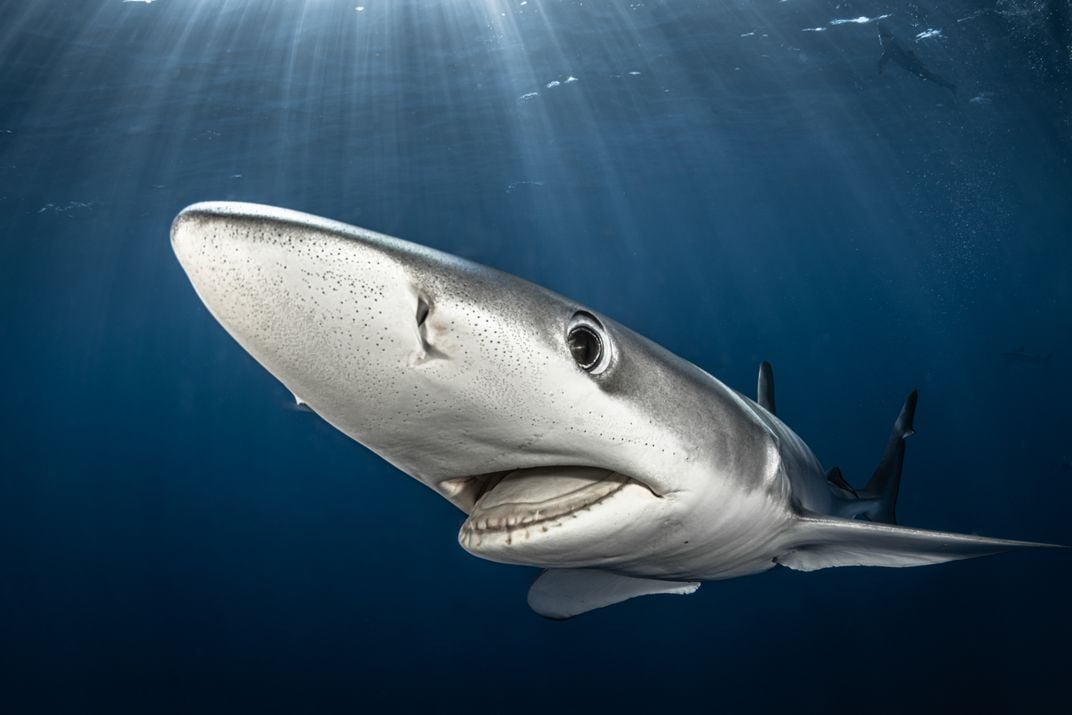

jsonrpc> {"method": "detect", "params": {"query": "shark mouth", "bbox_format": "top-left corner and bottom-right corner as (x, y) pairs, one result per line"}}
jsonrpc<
(445, 466), (637, 537)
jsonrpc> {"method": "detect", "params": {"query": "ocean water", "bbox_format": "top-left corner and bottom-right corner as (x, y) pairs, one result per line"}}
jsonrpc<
(2, 0), (1070, 712)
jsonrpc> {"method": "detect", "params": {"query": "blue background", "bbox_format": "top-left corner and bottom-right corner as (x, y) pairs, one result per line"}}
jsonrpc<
(2, 1), (1070, 712)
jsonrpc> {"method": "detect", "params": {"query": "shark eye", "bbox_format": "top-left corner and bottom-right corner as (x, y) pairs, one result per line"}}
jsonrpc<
(567, 312), (612, 374)
(568, 326), (602, 369)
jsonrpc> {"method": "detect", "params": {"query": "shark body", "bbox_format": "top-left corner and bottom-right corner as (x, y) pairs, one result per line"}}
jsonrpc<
(878, 24), (957, 96)
(171, 202), (1057, 618)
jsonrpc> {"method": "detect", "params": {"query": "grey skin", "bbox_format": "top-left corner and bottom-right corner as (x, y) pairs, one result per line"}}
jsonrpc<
(878, 23), (957, 95)
(171, 202), (1059, 618)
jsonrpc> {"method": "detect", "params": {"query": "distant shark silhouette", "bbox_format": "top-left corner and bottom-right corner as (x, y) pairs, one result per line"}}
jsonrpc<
(877, 23), (957, 95)
(1002, 346), (1053, 366)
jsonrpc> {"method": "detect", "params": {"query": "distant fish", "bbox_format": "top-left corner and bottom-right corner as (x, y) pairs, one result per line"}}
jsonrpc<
(1002, 346), (1053, 366)
(831, 14), (891, 26)
(804, 15), (889, 31)
(545, 76), (579, 89)
(37, 201), (93, 215)
(915, 28), (943, 42)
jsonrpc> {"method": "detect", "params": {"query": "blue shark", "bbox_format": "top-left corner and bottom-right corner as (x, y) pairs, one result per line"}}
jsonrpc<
(171, 202), (1059, 618)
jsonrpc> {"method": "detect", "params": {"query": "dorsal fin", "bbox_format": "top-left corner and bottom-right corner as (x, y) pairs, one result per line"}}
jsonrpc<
(757, 361), (776, 415)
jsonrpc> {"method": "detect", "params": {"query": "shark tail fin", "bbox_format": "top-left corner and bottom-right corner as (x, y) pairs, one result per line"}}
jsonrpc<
(855, 390), (918, 524)
(776, 516), (1062, 572)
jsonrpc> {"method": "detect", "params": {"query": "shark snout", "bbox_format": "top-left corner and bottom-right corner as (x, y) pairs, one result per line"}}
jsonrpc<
(170, 202), (429, 422)
(170, 202), (720, 573)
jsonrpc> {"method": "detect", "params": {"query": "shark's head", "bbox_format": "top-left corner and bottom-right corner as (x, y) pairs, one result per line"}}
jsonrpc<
(172, 203), (781, 574)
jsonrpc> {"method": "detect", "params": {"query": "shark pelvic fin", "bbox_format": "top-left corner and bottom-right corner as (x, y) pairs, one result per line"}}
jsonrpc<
(757, 361), (776, 415)
(528, 569), (700, 619)
(776, 516), (1062, 572)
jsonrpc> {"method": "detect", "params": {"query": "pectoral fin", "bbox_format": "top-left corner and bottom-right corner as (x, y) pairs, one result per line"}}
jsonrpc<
(776, 516), (1061, 572)
(528, 569), (700, 619)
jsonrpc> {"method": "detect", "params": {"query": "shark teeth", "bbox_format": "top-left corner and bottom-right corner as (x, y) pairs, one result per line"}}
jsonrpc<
(460, 466), (630, 537)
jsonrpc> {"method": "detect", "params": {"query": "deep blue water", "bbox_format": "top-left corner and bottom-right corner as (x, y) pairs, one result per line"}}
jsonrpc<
(2, 0), (1071, 712)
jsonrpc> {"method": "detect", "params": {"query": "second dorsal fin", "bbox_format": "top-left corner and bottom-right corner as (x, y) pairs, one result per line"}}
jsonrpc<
(826, 466), (856, 496)
(757, 361), (776, 415)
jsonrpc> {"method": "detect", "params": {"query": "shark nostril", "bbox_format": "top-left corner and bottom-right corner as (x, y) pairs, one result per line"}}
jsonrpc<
(412, 294), (447, 364)
(416, 297), (430, 328)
